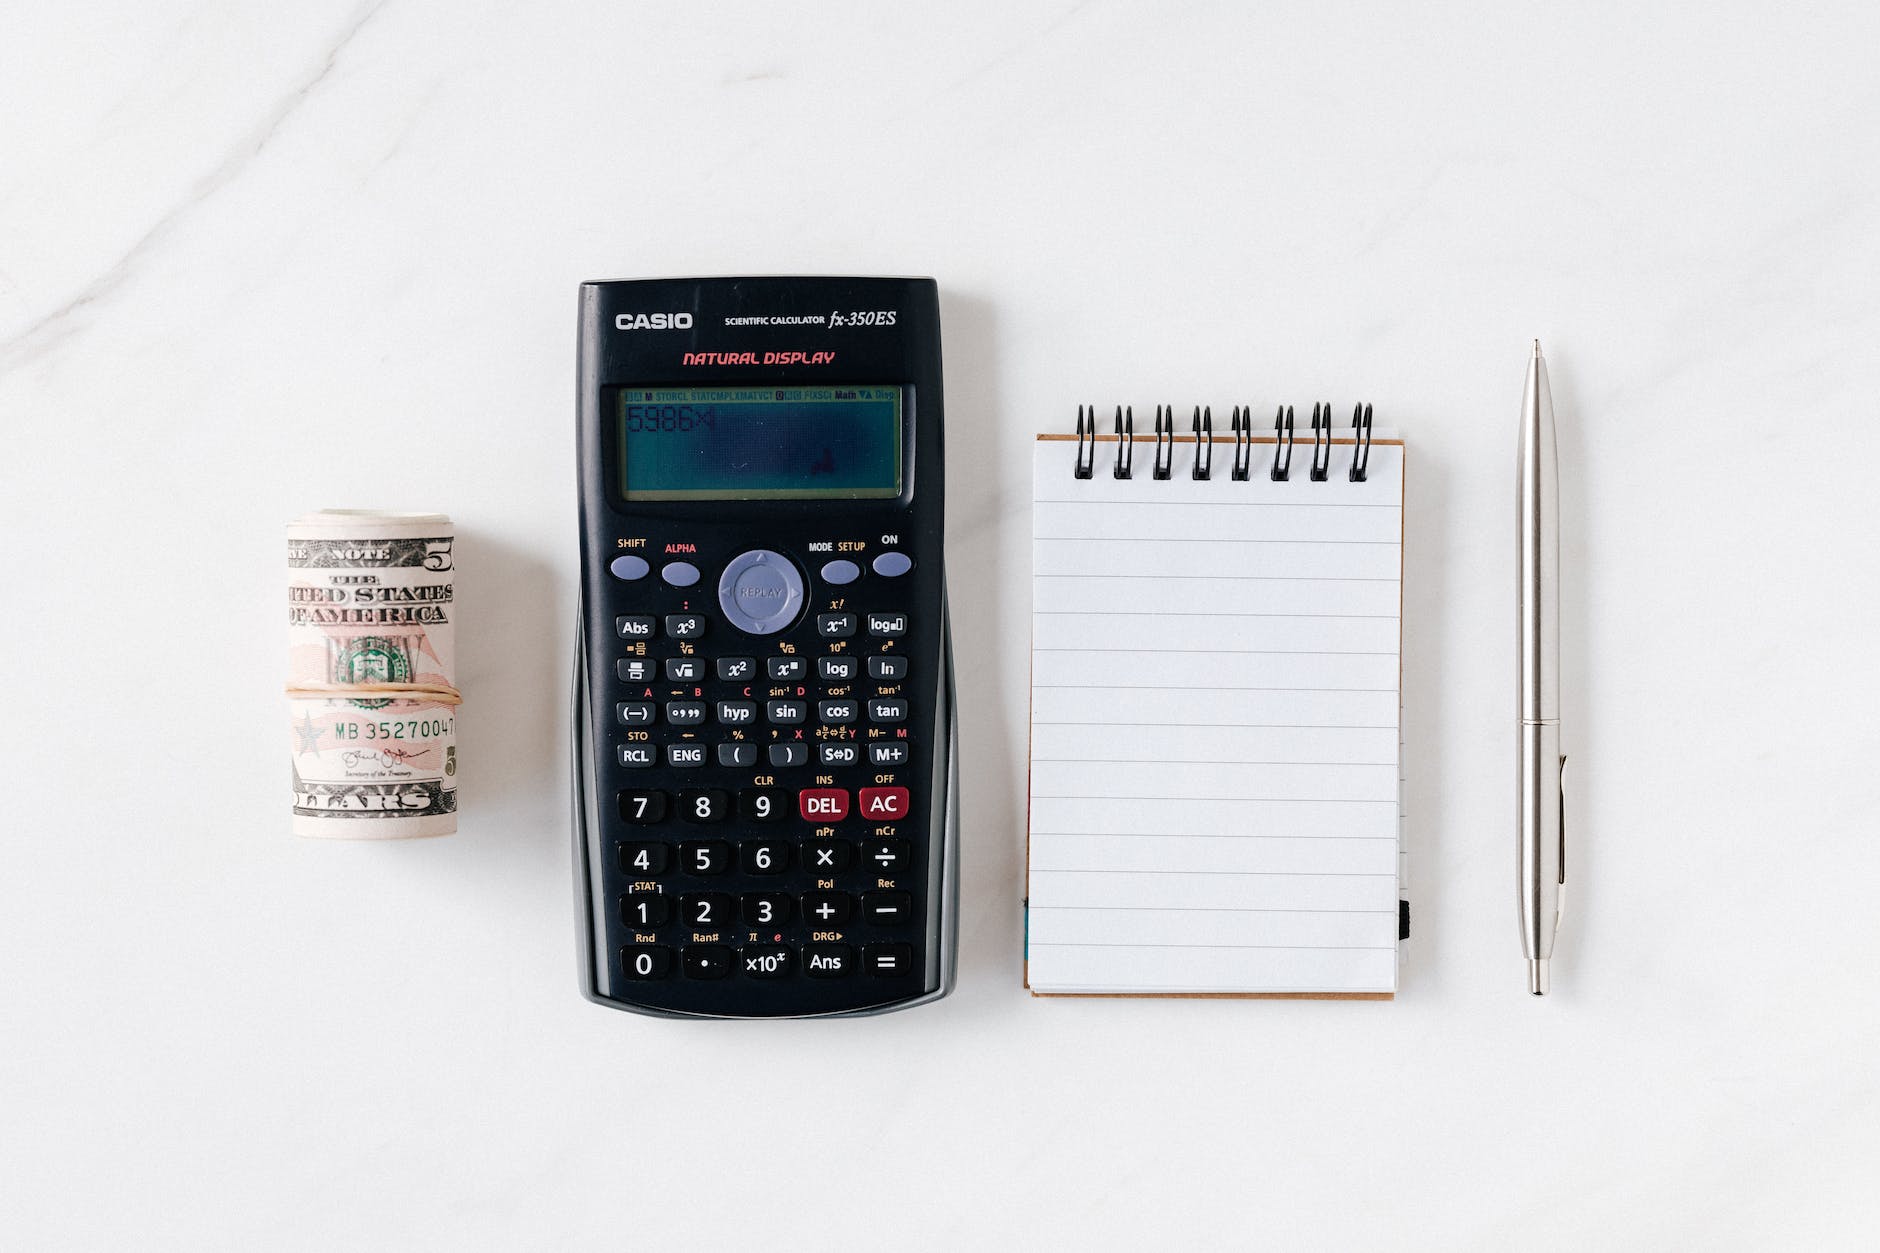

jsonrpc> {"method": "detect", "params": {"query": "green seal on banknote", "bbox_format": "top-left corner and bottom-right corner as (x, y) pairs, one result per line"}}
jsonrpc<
(333, 636), (413, 709)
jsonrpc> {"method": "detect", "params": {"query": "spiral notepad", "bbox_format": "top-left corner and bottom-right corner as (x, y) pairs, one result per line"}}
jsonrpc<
(1026, 405), (1407, 997)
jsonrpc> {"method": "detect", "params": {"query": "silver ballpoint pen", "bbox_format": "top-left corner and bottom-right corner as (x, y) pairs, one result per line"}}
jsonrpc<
(1518, 340), (1567, 995)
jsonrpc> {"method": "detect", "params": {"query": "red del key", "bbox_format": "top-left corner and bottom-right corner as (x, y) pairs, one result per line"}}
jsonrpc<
(858, 787), (910, 820)
(798, 788), (850, 821)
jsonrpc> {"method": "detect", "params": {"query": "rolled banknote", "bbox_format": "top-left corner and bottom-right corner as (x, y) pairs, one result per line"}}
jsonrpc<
(286, 511), (459, 838)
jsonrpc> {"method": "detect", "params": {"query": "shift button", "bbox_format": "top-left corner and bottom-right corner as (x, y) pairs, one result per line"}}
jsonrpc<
(609, 554), (650, 581)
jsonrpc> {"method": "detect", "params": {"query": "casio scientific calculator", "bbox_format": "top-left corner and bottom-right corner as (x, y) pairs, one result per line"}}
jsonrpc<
(572, 276), (957, 1019)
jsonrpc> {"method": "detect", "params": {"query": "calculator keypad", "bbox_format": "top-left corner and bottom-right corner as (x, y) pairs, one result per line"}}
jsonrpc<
(601, 544), (928, 1010)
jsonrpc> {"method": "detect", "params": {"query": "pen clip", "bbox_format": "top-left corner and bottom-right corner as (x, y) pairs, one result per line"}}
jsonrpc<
(1557, 753), (1569, 890)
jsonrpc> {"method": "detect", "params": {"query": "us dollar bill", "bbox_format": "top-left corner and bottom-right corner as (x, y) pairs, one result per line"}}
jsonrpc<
(287, 511), (458, 838)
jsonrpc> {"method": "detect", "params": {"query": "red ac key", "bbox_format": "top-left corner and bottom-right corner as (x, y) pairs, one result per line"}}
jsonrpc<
(798, 788), (849, 821)
(858, 787), (910, 820)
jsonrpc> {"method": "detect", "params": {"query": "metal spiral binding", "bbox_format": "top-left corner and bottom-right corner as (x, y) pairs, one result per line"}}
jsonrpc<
(1309, 402), (1332, 481)
(1230, 406), (1252, 480)
(1348, 402), (1373, 482)
(1071, 400), (1375, 483)
(1271, 405), (1295, 481)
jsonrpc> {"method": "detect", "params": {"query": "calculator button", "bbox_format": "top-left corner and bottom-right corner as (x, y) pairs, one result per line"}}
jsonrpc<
(617, 744), (656, 769)
(799, 788), (850, 822)
(716, 700), (758, 726)
(661, 560), (701, 588)
(718, 549), (805, 636)
(616, 702), (656, 727)
(768, 743), (809, 767)
(716, 742), (758, 768)
(741, 892), (792, 924)
(665, 614), (707, 640)
(616, 615), (656, 639)
(867, 742), (910, 766)
(819, 559), (861, 585)
(866, 612), (907, 638)
(716, 656), (757, 681)
(801, 891), (853, 925)
(664, 701), (707, 726)
(860, 838), (911, 873)
(740, 945), (792, 978)
(767, 656), (808, 681)
(621, 946), (672, 979)
(803, 943), (855, 977)
(818, 699), (858, 724)
(862, 891), (912, 925)
(618, 790), (668, 823)
(619, 842), (670, 875)
(816, 612), (857, 638)
(680, 892), (735, 928)
(818, 655), (859, 682)
(678, 841), (732, 875)
(868, 697), (908, 723)
(864, 943), (914, 976)
(617, 658), (655, 682)
(804, 839), (852, 873)
(871, 551), (913, 578)
(664, 657), (704, 682)
(740, 839), (791, 874)
(666, 743), (706, 768)
(610, 555), (650, 581)
(621, 893), (672, 927)
(867, 655), (908, 681)
(678, 789), (731, 822)
(767, 700), (808, 725)
(739, 788), (789, 822)
(819, 742), (861, 767)
(858, 787), (910, 821)
(682, 946), (731, 979)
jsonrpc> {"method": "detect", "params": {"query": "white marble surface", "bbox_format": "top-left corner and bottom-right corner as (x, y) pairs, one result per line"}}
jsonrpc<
(4, 3), (1879, 1248)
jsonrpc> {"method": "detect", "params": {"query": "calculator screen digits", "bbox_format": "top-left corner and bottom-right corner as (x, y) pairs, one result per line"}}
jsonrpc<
(618, 386), (903, 501)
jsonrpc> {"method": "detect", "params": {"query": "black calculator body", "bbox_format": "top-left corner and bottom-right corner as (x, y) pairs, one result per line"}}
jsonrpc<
(573, 276), (956, 1019)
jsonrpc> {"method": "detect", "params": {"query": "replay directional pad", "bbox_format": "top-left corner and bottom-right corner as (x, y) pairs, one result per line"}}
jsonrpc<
(716, 548), (804, 635)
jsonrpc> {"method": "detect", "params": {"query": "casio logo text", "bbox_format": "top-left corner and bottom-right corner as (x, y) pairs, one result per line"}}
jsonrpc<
(615, 312), (693, 330)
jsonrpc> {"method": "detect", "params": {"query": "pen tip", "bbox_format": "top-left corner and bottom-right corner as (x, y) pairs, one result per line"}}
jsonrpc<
(1533, 338), (1543, 358)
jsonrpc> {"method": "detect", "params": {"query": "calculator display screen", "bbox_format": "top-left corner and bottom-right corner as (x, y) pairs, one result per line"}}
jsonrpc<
(617, 386), (903, 500)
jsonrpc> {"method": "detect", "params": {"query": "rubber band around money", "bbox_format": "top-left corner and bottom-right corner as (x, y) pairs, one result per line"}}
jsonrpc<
(285, 681), (463, 706)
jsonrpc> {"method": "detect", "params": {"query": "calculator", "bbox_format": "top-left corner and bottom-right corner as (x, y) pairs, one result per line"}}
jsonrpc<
(572, 276), (957, 1018)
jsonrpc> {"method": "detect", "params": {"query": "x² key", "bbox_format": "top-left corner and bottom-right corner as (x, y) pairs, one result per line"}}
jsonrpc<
(798, 788), (849, 821)
(858, 787), (909, 820)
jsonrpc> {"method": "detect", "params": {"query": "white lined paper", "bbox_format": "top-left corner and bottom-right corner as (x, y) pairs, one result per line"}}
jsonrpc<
(1026, 435), (1404, 995)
